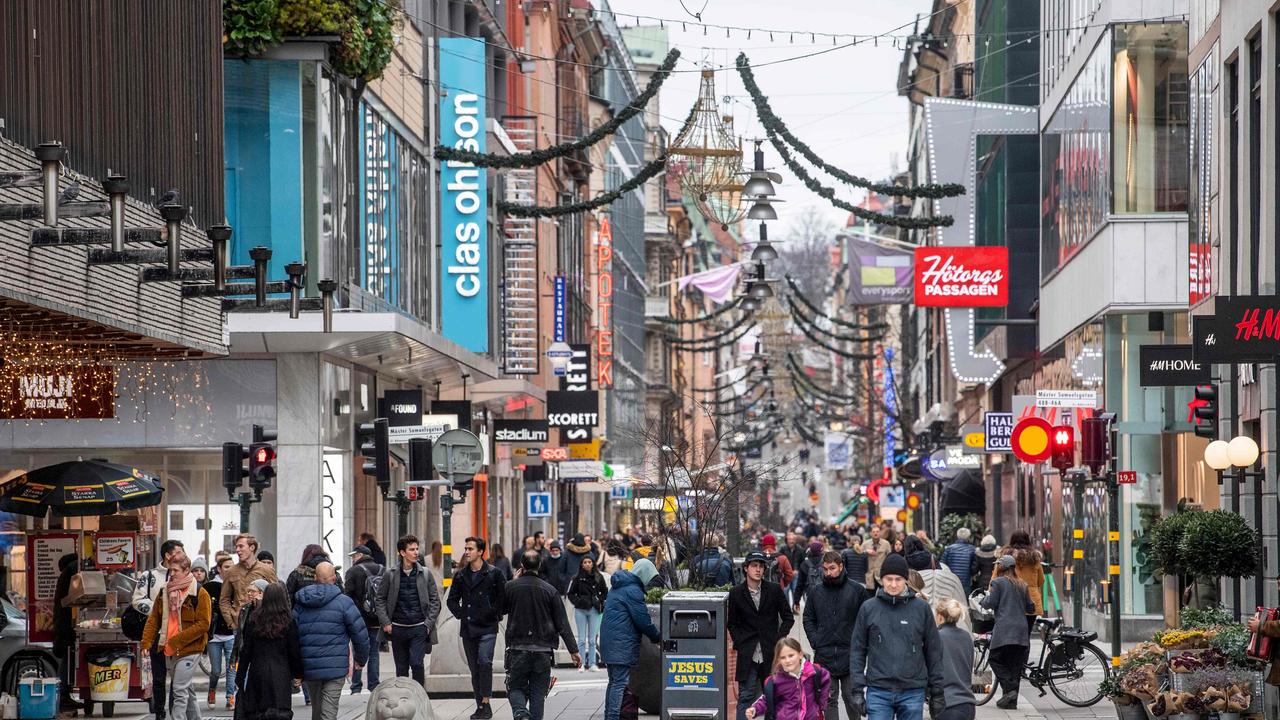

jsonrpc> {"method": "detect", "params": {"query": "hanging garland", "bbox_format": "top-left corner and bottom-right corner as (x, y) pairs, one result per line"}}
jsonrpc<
(435, 49), (681, 168)
(791, 418), (822, 445)
(671, 321), (757, 353)
(785, 355), (862, 402)
(702, 375), (770, 403)
(788, 302), (887, 344)
(785, 276), (891, 331)
(499, 156), (669, 217)
(669, 313), (755, 346)
(788, 378), (852, 415)
(790, 312), (879, 359)
(690, 365), (758, 393)
(655, 296), (744, 324)
(737, 54), (965, 200)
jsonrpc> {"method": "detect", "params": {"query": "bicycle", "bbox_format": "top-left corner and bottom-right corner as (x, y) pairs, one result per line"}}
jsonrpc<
(971, 616), (1111, 707)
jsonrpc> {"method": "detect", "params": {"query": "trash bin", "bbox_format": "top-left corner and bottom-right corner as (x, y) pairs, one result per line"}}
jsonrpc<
(660, 591), (729, 720)
(86, 648), (133, 702)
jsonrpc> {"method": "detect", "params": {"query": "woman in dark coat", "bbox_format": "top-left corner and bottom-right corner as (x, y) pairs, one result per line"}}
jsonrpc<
(285, 544), (341, 599)
(53, 554), (81, 711)
(980, 556), (1035, 710)
(566, 556), (609, 671)
(235, 583), (302, 720)
(490, 543), (514, 581)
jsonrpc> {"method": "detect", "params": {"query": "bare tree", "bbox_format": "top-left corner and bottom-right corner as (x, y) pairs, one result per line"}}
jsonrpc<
(777, 211), (838, 301)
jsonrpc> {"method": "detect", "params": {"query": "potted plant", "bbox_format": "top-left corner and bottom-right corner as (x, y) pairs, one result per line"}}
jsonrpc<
(1176, 510), (1263, 587)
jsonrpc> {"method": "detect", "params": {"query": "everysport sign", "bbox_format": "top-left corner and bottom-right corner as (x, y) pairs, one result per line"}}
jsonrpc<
(913, 246), (1008, 307)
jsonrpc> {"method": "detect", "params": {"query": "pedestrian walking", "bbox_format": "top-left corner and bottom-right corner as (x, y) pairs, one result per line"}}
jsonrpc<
(761, 534), (796, 592)
(358, 532), (388, 567)
(192, 559), (208, 585)
(861, 526), (890, 589)
(565, 533), (599, 577)
(53, 554), (81, 712)
(728, 550), (795, 720)
(566, 555), (608, 673)
(692, 536), (734, 587)
(999, 531), (1045, 633)
(539, 540), (569, 594)
(141, 555), (212, 720)
(792, 541), (824, 611)
(599, 560), (660, 720)
(446, 537), (506, 719)
(929, 599), (976, 720)
(286, 544), (342, 598)
(504, 550), (581, 720)
(744, 638), (831, 720)
(847, 554), (944, 720)
(490, 543), (514, 581)
(343, 544), (385, 694)
(293, 562), (369, 720)
(980, 555), (1035, 709)
(229, 579), (268, 673)
(375, 534), (442, 686)
(219, 535), (277, 632)
(841, 540), (869, 587)
(1245, 576), (1280, 720)
(202, 555), (237, 709)
(234, 583), (303, 720)
(802, 551), (870, 720)
(939, 528), (977, 596)
(969, 536), (997, 594)
(133, 538), (186, 719)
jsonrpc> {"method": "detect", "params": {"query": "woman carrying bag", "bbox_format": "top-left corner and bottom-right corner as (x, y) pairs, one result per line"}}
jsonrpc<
(979, 556), (1034, 710)
(567, 555), (609, 672)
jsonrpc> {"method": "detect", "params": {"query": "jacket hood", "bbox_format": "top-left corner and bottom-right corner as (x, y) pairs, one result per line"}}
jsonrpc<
(975, 545), (997, 556)
(906, 550), (936, 571)
(566, 542), (592, 554)
(295, 582), (343, 608)
(632, 559), (659, 587)
(610, 569), (644, 591)
(874, 586), (918, 607)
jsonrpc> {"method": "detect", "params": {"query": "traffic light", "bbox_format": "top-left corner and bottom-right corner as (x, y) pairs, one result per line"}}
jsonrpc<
(1194, 384), (1218, 439)
(358, 418), (391, 495)
(1081, 416), (1112, 473)
(1050, 425), (1075, 472)
(248, 424), (277, 495)
(222, 442), (248, 498)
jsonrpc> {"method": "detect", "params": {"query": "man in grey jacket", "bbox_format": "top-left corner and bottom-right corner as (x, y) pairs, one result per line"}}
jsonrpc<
(848, 553), (944, 720)
(374, 534), (441, 687)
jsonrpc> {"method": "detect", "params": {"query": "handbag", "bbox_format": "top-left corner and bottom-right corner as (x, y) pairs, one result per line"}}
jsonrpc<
(121, 571), (155, 641)
(1246, 606), (1279, 661)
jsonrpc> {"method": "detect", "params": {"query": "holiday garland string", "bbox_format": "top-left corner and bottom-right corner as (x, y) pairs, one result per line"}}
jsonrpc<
(499, 156), (669, 217)
(788, 374), (852, 412)
(668, 312), (754, 346)
(784, 276), (892, 331)
(435, 49), (681, 168)
(654, 296), (744, 324)
(788, 301), (887, 344)
(789, 388), (852, 423)
(737, 54), (965, 200)
(670, 320), (757, 352)
(790, 310), (880, 359)
(689, 365), (758, 393)
(703, 376), (770, 404)
(785, 354), (863, 402)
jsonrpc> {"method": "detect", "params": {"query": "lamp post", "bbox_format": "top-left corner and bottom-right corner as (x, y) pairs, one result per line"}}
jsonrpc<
(1203, 435), (1263, 619)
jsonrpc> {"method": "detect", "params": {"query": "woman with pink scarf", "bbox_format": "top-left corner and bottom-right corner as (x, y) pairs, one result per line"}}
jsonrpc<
(142, 555), (212, 720)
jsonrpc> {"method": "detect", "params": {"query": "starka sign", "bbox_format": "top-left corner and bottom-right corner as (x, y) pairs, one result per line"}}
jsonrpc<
(439, 37), (488, 353)
(595, 216), (614, 388)
(913, 246), (1009, 307)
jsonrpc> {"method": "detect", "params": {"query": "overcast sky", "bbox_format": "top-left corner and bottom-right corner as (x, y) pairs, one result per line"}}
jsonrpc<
(609, 0), (934, 240)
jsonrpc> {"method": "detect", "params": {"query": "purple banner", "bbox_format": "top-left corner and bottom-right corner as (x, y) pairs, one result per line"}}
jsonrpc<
(848, 236), (913, 305)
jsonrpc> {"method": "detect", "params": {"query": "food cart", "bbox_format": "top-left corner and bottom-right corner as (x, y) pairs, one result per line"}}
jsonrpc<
(67, 536), (150, 717)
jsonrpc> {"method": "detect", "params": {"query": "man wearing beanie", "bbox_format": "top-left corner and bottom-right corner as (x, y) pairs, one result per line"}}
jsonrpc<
(848, 553), (943, 720)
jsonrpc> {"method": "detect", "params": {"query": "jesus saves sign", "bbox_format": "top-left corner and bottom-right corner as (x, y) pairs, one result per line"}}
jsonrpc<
(913, 246), (1009, 308)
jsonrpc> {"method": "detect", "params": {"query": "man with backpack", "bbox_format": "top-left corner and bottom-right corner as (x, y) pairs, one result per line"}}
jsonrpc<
(446, 537), (507, 720)
(343, 544), (384, 694)
(760, 534), (795, 595)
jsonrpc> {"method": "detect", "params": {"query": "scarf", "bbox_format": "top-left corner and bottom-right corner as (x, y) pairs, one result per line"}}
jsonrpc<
(164, 571), (194, 651)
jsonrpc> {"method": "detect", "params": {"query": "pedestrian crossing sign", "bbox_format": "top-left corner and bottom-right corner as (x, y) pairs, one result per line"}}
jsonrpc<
(527, 491), (551, 518)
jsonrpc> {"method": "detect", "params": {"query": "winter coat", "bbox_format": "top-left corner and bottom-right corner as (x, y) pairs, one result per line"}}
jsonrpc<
(749, 661), (832, 720)
(940, 541), (977, 594)
(781, 543), (806, 581)
(598, 570), (661, 667)
(292, 583), (369, 680)
(502, 573), (577, 653)
(343, 556), (384, 627)
(970, 547), (997, 593)
(201, 578), (236, 638)
(764, 552), (796, 588)
(286, 554), (343, 599)
(861, 539), (890, 586)
(794, 555), (823, 601)
(230, 602), (255, 668)
(848, 588), (944, 694)
(1259, 616), (1280, 686)
(218, 559), (278, 629)
(141, 579), (211, 658)
(997, 548), (1045, 615)
(841, 547), (868, 586)
(565, 541), (599, 579)
(726, 580), (794, 681)
(374, 563), (442, 646)
(567, 569), (609, 613)
(980, 576), (1034, 650)
(802, 573), (869, 676)
(936, 623), (977, 708)
(905, 550), (937, 572)
(919, 568), (972, 632)
(445, 561), (506, 639)
(493, 556), (514, 582)
(234, 617), (303, 720)
(691, 549), (734, 588)
(540, 553), (570, 594)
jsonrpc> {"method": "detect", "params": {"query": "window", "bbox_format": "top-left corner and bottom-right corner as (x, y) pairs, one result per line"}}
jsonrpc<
(1111, 24), (1190, 214)
(1188, 45), (1219, 307)
(1249, 36), (1262, 293)
(1227, 59), (1239, 293)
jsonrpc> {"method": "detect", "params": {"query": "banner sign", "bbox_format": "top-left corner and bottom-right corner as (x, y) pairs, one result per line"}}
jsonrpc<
(913, 246), (1009, 307)
(1034, 389), (1099, 408)
(1194, 295), (1280, 362)
(553, 276), (567, 343)
(26, 532), (78, 643)
(0, 365), (116, 419)
(824, 432), (852, 470)
(569, 439), (601, 460)
(493, 419), (549, 444)
(1139, 344), (1210, 386)
(595, 218), (614, 388)
(381, 389), (424, 427)
(983, 412), (1014, 453)
(388, 415), (455, 444)
(848, 236), (913, 305)
(547, 391), (600, 428)
(557, 460), (603, 481)
(439, 37), (489, 352)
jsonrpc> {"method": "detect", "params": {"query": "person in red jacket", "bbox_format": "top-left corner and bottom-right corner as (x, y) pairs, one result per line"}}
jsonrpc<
(761, 534), (795, 593)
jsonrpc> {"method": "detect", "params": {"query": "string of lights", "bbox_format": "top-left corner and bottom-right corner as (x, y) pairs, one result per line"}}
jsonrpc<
(787, 303), (886, 346)
(783, 276), (891, 331)
(654, 296), (745, 325)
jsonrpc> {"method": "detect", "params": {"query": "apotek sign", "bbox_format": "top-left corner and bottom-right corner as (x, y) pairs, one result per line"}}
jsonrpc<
(595, 217), (614, 388)
(439, 37), (488, 353)
(913, 246), (1008, 307)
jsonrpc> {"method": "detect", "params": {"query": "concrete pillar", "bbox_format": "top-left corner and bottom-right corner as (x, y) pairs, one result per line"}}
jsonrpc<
(274, 353), (326, 572)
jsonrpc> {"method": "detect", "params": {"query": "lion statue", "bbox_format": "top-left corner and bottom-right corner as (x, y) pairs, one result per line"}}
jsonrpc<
(365, 677), (435, 720)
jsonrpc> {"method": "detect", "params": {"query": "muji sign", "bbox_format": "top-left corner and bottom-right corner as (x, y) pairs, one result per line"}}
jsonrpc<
(913, 246), (1009, 307)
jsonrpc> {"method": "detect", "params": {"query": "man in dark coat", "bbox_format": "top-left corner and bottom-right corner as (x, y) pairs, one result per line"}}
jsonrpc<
(503, 551), (580, 720)
(446, 537), (507, 720)
(539, 541), (569, 594)
(940, 527), (978, 595)
(803, 550), (870, 720)
(343, 545), (384, 694)
(727, 550), (794, 720)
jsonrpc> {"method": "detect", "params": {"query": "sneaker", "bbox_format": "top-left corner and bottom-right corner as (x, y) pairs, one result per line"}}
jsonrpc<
(227, 697), (235, 710)
(995, 692), (1018, 709)
(351, 685), (363, 695)
(208, 690), (217, 708)
(578, 666), (585, 673)
(589, 666), (600, 673)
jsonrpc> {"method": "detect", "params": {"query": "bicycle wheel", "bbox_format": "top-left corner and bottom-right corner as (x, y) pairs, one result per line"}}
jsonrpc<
(1046, 640), (1110, 707)
(972, 638), (998, 706)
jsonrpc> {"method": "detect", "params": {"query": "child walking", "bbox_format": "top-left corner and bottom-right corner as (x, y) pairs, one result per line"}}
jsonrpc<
(746, 638), (831, 720)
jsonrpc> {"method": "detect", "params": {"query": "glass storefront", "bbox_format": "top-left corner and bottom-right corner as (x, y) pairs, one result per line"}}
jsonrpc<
(1188, 44), (1219, 307)
(1112, 24), (1190, 215)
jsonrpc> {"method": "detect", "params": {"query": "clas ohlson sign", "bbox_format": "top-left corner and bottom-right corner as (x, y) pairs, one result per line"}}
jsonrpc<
(439, 37), (488, 353)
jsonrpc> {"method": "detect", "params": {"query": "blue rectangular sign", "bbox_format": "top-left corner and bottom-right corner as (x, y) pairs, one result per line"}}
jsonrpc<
(664, 655), (716, 690)
(553, 276), (566, 343)
(439, 37), (489, 352)
(527, 491), (551, 518)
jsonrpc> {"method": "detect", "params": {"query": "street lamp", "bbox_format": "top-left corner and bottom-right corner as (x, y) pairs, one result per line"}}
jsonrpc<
(1203, 435), (1261, 483)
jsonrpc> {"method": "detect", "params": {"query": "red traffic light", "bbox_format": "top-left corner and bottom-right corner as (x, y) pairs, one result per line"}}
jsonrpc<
(1050, 425), (1075, 471)
(1052, 427), (1073, 448)
(253, 446), (274, 465)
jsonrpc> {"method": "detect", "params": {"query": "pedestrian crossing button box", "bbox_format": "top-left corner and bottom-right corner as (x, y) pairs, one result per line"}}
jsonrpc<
(661, 591), (729, 720)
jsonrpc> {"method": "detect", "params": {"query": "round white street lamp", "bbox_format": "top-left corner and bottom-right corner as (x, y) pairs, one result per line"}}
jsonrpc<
(1227, 435), (1260, 467)
(1203, 440), (1232, 471)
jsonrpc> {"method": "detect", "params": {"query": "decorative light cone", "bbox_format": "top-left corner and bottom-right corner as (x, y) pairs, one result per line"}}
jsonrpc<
(1227, 435), (1260, 467)
(1203, 440), (1232, 470)
(752, 239), (778, 262)
(740, 296), (759, 312)
(748, 280), (773, 299)
(747, 197), (780, 220)
(742, 175), (777, 197)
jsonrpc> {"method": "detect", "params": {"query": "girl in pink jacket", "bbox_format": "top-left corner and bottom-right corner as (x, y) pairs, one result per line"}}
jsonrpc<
(746, 638), (831, 720)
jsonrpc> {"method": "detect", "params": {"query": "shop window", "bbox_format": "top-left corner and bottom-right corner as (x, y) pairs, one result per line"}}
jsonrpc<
(1111, 24), (1189, 214)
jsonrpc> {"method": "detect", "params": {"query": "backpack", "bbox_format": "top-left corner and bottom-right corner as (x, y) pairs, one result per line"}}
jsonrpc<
(764, 555), (783, 586)
(763, 671), (824, 720)
(360, 564), (385, 616)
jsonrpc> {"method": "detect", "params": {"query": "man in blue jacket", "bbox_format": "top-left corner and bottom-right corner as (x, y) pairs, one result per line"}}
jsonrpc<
(293, 562), (369, 720)
(939, 527), (977, 595)
(599, 560), (662, 720)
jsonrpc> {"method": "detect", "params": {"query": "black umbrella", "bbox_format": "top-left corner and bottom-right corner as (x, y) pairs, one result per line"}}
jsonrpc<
(0, 459), (164, 518)
(939, 469), (986, 517)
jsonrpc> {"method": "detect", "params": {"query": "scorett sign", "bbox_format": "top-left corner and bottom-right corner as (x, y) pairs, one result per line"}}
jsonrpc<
(913, 246), (1008, 307)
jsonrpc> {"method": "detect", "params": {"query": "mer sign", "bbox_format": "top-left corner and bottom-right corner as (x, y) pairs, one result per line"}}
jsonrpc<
(440, 37), (489, 352)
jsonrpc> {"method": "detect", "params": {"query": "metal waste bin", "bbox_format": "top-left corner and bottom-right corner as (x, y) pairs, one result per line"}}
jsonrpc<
(660, 591), (730, 720)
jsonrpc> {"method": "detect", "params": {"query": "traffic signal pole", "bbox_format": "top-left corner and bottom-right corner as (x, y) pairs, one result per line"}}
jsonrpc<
(1071, 472), (1085, 630)
(1107, 421), (1121, 665)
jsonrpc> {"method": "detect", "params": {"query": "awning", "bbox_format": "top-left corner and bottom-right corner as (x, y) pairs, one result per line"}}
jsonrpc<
(939, 469), (986, 517)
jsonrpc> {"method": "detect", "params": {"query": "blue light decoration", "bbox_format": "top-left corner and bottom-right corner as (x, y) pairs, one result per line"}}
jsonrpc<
(883, 347), (897, 474)
(439, 37), (489, 352)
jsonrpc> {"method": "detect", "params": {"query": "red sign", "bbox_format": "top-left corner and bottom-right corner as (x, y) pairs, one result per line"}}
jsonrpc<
(1010, 416), (1053, 463)
(1117, 470), (1138, 485)
(540, 447), (569, 461)
(913, 246), (1009, 307)
(595, 217), (614, 388)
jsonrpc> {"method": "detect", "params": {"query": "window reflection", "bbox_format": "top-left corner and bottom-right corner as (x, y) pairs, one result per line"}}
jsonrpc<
(1112, 24), (1189, 214)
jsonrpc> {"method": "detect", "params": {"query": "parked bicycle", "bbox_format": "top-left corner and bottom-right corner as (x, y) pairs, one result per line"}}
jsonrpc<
(972, 615), (1111, 707)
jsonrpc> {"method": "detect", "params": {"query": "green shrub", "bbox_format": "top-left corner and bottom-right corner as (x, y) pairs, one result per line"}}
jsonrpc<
(1147, 508), (1196, 578)
(939, 513), (990, 545)
(1177, 509), (1261, 579)
(222, 0), (399, 81)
